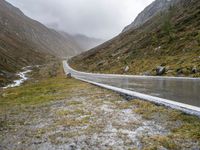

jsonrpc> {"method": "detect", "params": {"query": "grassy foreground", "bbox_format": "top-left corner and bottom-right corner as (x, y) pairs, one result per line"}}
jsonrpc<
(0, 62), (200, 149)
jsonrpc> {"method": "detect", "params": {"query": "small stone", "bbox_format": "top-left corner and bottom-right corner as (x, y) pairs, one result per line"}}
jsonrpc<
(156, 66), (166, 75)
(143, 72), (151, 76)
(67, 73), (72, 78)
(176, 68), (183, 74)
(124, 66), (129, 72)
(69, 144), (77, 150)
(192, 67), (197, 74)
(97, 60), (105, 66)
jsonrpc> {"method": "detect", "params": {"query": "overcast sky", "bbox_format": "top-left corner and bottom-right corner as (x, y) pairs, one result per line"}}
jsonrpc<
(7, 0), (154, 39)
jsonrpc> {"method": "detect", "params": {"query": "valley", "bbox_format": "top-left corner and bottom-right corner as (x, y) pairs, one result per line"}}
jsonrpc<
(0, 0), (200, 149)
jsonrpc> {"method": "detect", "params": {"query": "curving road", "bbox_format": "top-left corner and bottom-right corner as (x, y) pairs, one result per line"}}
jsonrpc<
(63, 61), (200, 116)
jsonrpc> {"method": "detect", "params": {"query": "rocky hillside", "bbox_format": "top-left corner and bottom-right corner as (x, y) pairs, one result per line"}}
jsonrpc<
(123, 0), (180, 32)
(0, 0), (83, 86)
(70, 0), (200, 77)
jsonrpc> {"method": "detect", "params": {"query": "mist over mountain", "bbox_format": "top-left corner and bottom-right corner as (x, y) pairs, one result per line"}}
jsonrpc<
(73, 34), (105, 50)
(123, 0), (180, 32)
(70, 0), (200, 77)
(0, 0), (83, 86)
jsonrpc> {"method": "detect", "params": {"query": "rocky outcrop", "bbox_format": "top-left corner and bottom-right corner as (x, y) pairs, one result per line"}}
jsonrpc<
(123, 0), (180, 32)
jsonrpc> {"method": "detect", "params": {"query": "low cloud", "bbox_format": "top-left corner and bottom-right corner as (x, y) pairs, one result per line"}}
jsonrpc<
(7, 0), (154, 39)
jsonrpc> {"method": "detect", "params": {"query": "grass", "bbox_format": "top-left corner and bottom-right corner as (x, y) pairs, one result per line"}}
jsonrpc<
(142, 135), (179, 150)
(0, 62), (90, 114)
(131, 99), (200, 147)
(1, 61), (200, 149)
(0, 78), (84, 109)
(57, 116), (90, 127)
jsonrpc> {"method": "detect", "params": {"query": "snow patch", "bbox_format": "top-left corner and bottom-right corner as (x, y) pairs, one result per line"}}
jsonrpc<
(3, 67), (32, 89)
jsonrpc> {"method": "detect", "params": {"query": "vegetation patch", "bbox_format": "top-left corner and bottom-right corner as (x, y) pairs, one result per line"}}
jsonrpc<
(131, 99), (200, 148)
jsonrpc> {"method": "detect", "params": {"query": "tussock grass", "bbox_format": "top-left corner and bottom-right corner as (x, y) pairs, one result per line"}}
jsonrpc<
(132, 99), (200, 146)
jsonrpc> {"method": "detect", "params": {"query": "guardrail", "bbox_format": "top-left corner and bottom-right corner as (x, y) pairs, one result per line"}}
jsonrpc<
(63, 60), (200, 117)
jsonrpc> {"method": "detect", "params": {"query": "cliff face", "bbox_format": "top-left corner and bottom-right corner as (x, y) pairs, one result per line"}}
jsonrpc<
(123, 0), (179, 32)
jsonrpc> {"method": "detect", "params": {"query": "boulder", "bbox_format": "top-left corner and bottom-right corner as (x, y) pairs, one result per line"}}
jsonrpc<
(124, 66), (129, 72)
(156, 66), (166, 75)
(192, 67), (198, 74)
(67, 73), (72, 78)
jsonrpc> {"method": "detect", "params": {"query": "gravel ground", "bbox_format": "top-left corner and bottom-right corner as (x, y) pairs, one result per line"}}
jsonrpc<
(1, 78), (200, 150)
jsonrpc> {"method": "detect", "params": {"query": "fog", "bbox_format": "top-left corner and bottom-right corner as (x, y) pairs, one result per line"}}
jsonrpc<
(7, 0), (154, 39)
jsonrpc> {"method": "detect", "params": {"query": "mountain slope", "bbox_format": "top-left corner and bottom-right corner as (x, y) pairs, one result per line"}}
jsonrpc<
(123, 0), (180, 32)
(73, 34), (104, 50)
(70, 0), (200, 77)
(0, 0), (83, 86)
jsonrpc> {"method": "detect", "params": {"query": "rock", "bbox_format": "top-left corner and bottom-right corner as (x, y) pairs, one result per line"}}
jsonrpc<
(124, 66), (129, 72)
(69, 144), (77, 150)
(192, 67), (198, 74)
(67, 73), (72, 78)
(176, 68), (183, 74)
(143, 71), (151, 76)
(156, 66), (166, 75)
(97, 60), (105, 66)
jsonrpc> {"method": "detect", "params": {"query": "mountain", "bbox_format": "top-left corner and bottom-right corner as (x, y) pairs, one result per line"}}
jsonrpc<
(73, 34), (104, 50)
(0, 0), (83, 86)
(59, 32), (104, 51)
(123, 0), (180, 32)
(70, 0), (200, 77)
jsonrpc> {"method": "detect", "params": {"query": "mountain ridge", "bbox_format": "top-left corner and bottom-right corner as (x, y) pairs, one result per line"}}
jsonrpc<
(70, 0), (200, 78)
(123, 0), (180, 32)
(0, 0), (83, 86)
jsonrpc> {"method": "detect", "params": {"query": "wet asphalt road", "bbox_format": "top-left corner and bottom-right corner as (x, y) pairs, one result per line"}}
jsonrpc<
(63, 61), (200, 107)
